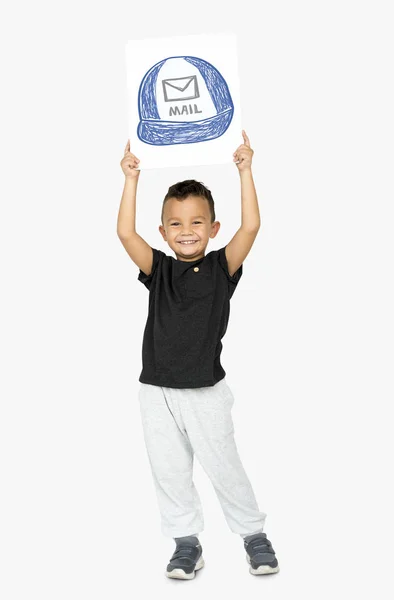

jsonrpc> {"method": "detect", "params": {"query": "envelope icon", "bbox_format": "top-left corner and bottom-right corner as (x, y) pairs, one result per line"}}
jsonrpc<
(162, 75), (200, 102)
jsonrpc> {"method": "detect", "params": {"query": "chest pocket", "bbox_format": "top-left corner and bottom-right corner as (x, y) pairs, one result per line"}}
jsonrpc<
(184, 265), (214, 300)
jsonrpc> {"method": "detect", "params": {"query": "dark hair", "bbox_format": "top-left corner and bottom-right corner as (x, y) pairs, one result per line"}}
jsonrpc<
(161, 180), (215, 225)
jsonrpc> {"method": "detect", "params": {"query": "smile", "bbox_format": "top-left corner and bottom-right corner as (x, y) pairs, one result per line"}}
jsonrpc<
(178, 241), (197, 244)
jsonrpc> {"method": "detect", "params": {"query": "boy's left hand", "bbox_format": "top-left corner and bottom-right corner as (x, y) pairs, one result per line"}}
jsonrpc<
(233, 130), (254, 172)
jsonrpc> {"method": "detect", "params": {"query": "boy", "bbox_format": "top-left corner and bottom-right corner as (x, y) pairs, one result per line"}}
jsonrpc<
(117, 131), (279, 579)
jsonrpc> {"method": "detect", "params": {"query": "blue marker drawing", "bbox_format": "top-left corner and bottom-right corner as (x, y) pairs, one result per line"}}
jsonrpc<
(137, 55), (234, 146)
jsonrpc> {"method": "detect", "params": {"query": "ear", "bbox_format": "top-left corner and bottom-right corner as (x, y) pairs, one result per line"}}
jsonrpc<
(210, 221), (220, 238)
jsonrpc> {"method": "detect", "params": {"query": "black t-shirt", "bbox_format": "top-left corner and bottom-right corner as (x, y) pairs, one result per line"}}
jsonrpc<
(137, 245), (243, 388)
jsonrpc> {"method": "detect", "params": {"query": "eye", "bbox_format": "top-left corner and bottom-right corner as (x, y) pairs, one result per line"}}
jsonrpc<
(170, 221), (202, 226)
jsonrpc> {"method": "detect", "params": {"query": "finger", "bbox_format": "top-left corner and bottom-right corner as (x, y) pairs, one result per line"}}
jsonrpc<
(124, 139), (130, 154)
(125, 152), (140, 162)
(242, 130), (250, 146)
(123, 157), (138, 169)
(238, 148), (253, 158)
(242, 130), (250, 147)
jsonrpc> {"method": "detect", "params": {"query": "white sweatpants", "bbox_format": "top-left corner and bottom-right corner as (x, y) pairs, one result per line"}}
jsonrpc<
(138, 377), (267, 538)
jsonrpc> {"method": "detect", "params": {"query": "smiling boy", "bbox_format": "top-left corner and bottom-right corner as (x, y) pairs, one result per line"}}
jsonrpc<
(117, 131), (280, 579)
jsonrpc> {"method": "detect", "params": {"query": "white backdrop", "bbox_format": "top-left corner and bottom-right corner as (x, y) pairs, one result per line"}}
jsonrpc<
(1, 1), (393, 599)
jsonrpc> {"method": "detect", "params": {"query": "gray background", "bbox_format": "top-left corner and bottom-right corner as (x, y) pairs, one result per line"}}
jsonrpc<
(1, 1), (393, 598)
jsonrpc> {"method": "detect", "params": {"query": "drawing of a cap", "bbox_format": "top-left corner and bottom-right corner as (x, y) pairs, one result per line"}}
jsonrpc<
(137, 56), (234, 145)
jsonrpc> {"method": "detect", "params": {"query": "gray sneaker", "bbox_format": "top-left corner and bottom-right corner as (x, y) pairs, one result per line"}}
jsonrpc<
(244, 532), (280, 575)
(166, 535), (204, 580)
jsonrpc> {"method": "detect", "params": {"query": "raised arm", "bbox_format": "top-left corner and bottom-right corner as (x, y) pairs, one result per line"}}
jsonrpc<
(117, 141), (153, 276)
(225, 131), (261, 276)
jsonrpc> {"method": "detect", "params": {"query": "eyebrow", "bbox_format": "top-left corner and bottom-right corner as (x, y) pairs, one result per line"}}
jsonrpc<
(167, 215), (207, 222)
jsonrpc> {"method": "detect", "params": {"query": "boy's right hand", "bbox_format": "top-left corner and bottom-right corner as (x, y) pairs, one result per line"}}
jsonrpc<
(120, 140), (140, 178)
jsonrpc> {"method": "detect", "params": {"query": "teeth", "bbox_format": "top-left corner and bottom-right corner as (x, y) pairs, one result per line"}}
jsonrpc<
(179, 241), (196, 244)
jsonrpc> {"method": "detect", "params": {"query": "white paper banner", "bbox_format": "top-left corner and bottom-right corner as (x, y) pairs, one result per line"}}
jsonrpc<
(125, 32), (242, 170)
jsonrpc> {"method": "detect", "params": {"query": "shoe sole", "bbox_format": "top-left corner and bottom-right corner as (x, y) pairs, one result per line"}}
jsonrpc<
(166, 555), (205, 580)
(246, 553), (280, 575)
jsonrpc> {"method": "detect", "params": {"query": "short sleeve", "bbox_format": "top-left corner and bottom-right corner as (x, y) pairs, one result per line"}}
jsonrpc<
(217, 245), (243, 297)
(137, 247), (164, 290)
